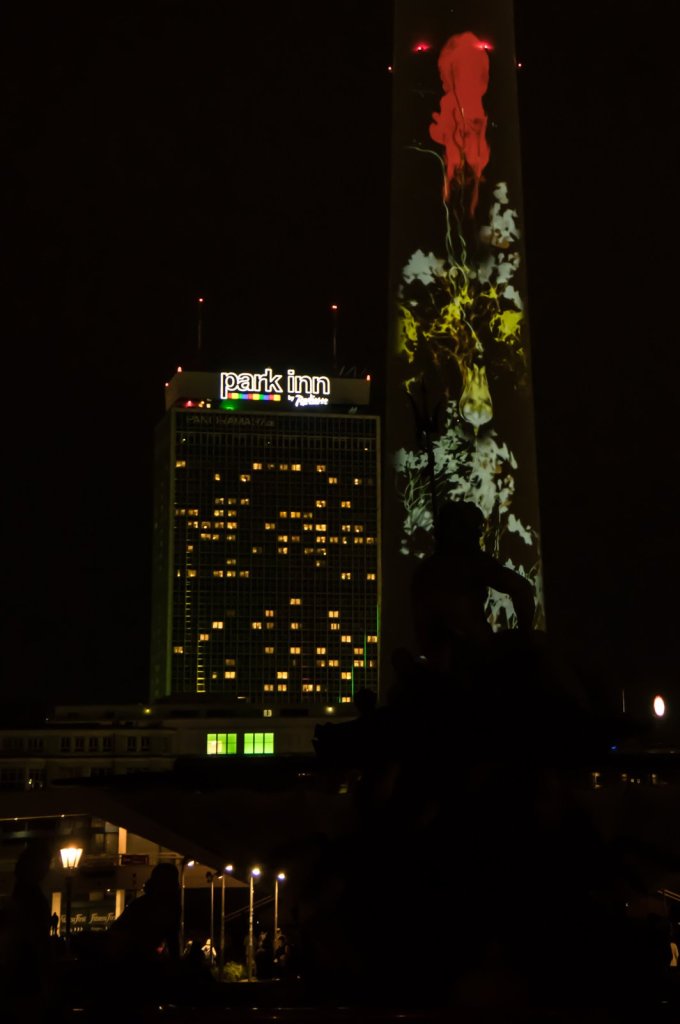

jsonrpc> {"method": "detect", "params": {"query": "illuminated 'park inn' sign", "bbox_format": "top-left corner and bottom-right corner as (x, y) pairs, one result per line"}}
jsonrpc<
(220, 368), (331, 407)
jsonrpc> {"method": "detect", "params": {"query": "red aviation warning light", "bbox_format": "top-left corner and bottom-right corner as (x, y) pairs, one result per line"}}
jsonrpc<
(412, 41), (431, 53)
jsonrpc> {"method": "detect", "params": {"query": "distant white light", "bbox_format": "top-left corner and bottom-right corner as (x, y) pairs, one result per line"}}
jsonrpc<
(653, 695), (666, 718)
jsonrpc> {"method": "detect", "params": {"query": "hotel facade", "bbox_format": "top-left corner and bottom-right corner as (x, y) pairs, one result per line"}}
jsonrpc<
(150, 368), (380, 726)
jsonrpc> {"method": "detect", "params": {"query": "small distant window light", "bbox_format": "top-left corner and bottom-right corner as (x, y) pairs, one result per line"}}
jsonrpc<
(265, 610), (275, 617)
(263, 709), (273, 717)
(328, 477), (338, 485)
(316, 646), (326, 654)
(328, 659), (339, 667)
(176, 460), (187, 469)
(279, 510), (288, 518)
(316, 500), (326, 508)
(328, 610), (339, 618)
(199, 633), (210, 641)
(173, 645), (184, 654)
(341, 671), (352, 680)
(290, 646), (301, 654)
(279, 464), (289, 471)
(353, 478), (362, 486)
(341, 500), (351, 508)
(214, 473), (221, 481)
(290, 622), (301, 630)
(277, 684), (288, 692)
(367, 572), (376, 580)
(341, 635), (352, 643)
(252, 462), (263, 470)
(340, 696), (352, 703)
(316, 465), (326, 473)
(290, 597), (301, 605)
(252, 621), (262, 630)
(224, 671), (236, 679)
(264, 646), (275, 654)
(263, 683), (274, 691)
(240, 474), (251, 482)
(212, 621), (224, 629)
(291, 464), (302, 471)
(277, 671), (288, 679)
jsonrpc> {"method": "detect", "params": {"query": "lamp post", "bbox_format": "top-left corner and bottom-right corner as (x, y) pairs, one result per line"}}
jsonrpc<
(247, 867), (261, 982)
(180, 859), (195, 954)
(59, 846), (83, 952)
(206, 871), (215, 964)
(274, 872), (286, 953)
(219, 864), (233, 978)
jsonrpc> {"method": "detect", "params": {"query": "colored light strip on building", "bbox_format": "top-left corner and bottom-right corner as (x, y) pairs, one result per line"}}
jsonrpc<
(223, 392), (282, 402)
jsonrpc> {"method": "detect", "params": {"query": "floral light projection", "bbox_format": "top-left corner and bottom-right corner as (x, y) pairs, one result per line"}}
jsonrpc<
(394, 31), (544, 630)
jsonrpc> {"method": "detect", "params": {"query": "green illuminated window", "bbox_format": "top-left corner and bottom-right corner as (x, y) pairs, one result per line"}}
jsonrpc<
(243, 733), (274, 756)
(206, 733), (237, 756)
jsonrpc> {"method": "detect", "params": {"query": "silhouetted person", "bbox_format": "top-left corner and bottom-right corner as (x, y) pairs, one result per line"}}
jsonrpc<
(0, 840), (54, 1018)
(107, 862), (181, 963)
(410, 500), (535, 674)
(102, 862), (181, 1008)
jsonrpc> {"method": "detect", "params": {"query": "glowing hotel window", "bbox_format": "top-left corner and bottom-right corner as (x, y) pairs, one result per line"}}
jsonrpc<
(264, 646), (275, 654)
(367, 572), (376, 580)
(316, 465), (326, 473)
(225, 658), (236, 666)
(279, 464), (288, 471)
(212, 621), (224, 629)
(340, 572), (352, 580)
(328, 659), (339, 667)
(176, 460), (186, 468)
(341, 500), (351, 508)
(240, 474), (251, 483)
(265, 610), (275, 618)
(341, 672), (352, 680)
(290, 622), (301, 630)
(290, 598), (301, 605)
(224, 671), (236, 679)
(367, 635), (378, 643)
(206, 733), (237, 755)
(277, 671), (288, 679)
(341, 635), (352, 643)
(328, 611), (339, 619)
(243, 733), (274, 755)
(263, 683), (274, 691)
(277, 684), (288, 692)
(290, 511), (301, 519)
(173, 646), (184, 654)
(316, 646), (326, 654)
(290, 647), (301, 654)
(214, 473), (221, 481)
(291, 464), (302, 471)
(328, 477), (338, 485)
(252, 462), (263, 470)
(252, 621), (262, 630)
(199, 633), (210, 641)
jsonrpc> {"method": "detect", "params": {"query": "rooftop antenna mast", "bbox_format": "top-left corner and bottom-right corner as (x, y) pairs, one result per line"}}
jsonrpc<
(197, 296), (205, 354)
(330, 303), (339, 374)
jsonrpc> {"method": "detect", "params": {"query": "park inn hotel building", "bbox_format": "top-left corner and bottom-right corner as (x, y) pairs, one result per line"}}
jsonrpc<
(149, 366), (380, 756)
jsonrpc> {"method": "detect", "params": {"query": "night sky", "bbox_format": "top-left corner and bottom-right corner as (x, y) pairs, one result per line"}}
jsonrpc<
(2, 1), (678, 711)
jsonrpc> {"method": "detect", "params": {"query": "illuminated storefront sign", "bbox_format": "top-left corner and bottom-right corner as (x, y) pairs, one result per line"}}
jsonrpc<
(220, 369), (331, 407)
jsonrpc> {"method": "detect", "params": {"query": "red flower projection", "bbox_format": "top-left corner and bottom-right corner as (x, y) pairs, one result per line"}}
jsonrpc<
(430, 31), (490, 215)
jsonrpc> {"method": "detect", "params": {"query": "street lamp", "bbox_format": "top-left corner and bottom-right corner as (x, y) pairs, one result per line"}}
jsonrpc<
(274, 872), (286, 953)
(180, 858), (195, 953)
(219, 864), (234, 978)
(59, 846), (83, 951)
(247, 866), (261, 982)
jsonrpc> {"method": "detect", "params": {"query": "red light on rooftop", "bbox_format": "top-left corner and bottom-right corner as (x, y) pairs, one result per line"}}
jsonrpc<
(477, 40), (493, 51)
(412, 41), (431, 53)
(198, 297), (204, 304)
